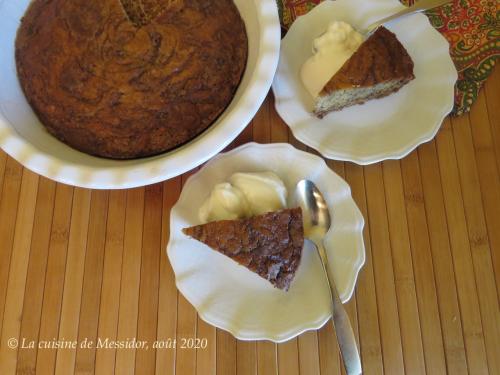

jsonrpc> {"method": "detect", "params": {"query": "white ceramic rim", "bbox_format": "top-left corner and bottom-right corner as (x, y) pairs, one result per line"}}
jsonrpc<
(272, 0), (458, 165)
(0, 0), (281, 189)
(167, 142), (366, 342)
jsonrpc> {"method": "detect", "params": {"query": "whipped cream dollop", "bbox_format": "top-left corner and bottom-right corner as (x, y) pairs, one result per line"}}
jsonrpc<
(199, 172), (288, 222)
(229, 172), (288, 216)
(199, 182), (250, 223)
(300, 21), (363, 98)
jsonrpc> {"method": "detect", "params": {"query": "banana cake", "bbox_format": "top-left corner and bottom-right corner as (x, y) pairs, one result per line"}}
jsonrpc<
(314, 27), (414, 118)
(15, 0), (248, 159)
(183, 208), (304, 291)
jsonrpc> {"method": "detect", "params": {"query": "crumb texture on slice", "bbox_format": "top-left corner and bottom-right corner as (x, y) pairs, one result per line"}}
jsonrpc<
(183, 208), (304, 291)
(314, 27), (415, 117)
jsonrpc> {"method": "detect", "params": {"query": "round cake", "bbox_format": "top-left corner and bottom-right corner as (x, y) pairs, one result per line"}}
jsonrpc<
(15, 0), (248, 159)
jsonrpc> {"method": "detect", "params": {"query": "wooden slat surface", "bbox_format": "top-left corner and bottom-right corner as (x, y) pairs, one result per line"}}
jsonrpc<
(0, 67), (499, 374)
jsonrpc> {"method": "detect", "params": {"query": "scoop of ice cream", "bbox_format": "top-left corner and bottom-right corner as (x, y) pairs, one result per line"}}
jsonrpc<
(229, 172), (287, 216)
(199, 182), (250, 222)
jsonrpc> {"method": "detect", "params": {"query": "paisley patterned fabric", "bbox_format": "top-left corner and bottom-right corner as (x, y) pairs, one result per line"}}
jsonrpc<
(277, 0), (499, 115)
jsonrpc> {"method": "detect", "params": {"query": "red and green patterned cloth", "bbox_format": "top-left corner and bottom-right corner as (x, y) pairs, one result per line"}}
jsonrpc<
(277, 0), (499, 116)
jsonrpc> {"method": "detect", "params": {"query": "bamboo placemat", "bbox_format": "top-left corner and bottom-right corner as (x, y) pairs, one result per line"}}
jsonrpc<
(0, 67), (499, 375)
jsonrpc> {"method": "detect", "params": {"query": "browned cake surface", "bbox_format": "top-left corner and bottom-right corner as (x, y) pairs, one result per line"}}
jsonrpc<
(182, 208), (304, 291)
(321, 27), (414, 94)
(15, 0), (248, 159)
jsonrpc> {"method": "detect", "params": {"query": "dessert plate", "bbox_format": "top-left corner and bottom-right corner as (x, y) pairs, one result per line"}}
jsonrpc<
(0, 0), (280, 189)
(167, 143), (365, 342)
(272, 0), (457, 165)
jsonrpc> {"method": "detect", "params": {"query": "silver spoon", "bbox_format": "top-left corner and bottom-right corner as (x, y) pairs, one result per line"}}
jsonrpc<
(363, 0), (452, 35)
(294, 179), (361, 375)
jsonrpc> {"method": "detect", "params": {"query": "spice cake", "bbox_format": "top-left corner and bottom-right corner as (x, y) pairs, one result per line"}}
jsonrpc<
(314, 27), (414, 118)
(15, 0), (248, 159)
(183, 208), (304, 291)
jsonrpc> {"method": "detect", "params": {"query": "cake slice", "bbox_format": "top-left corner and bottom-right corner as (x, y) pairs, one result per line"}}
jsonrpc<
(182, 208), (304, 291)
(314, 27), (415, 118)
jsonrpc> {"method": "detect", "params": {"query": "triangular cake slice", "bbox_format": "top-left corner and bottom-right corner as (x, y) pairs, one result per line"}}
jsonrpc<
(314, 27), (415, 118)
(182, 208), (304, 291)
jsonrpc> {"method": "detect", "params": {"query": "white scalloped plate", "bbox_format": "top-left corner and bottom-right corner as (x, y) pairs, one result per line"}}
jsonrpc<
(0, 0), (280, 189)
(167, 143), (365, 342)
(272, 0), (457, 165)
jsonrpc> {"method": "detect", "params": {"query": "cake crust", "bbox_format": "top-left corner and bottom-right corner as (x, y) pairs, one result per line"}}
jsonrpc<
(182, 208), (304, 291)
(15, 0), (248, 159)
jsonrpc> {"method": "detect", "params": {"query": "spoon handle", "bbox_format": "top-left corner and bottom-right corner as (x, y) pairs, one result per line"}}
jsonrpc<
(315, 241), (362, 375)
(365, 0), (452, 34)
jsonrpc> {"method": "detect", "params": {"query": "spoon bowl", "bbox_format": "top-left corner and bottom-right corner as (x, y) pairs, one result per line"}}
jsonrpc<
(294, 180), (332, 240)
